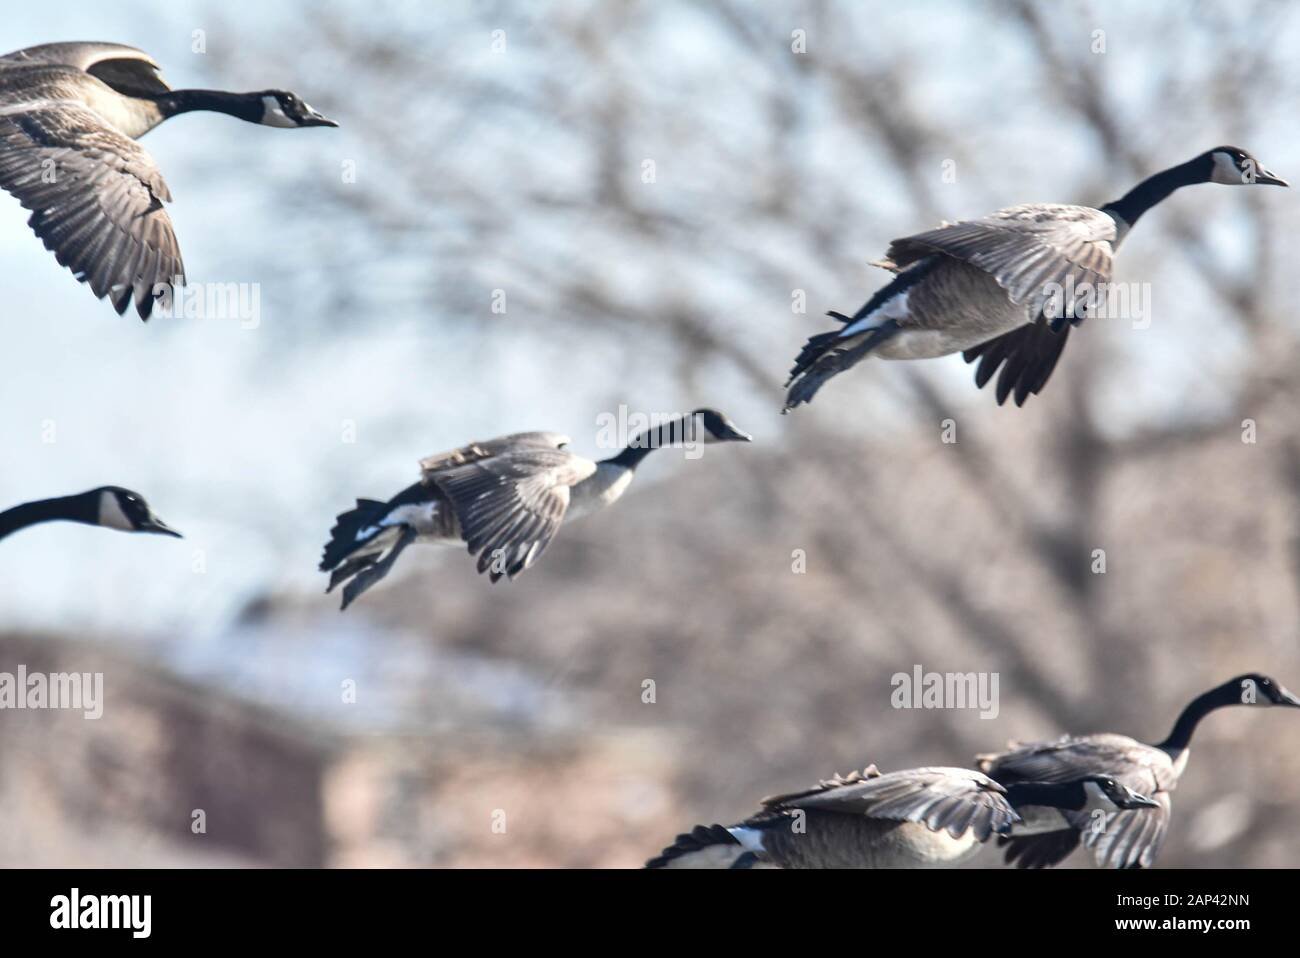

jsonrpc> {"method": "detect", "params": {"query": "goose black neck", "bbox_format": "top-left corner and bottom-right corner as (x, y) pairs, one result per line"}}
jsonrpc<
(1102, 157), (1206, 229)
(1157, 682), (1239, 754)
(1004, 780), (1085, 811)
(153, 89), (264, 123)
(604, 416), (692, 470)
(0, 495), (94, 541)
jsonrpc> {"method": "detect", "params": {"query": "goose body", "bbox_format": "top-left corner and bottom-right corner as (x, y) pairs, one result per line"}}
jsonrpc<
(977, 673), (1300, 869)
(320, 409), (751, 609)
(645, 764), (1155, 869)
(784, 147), (1288, 411)
(0, 41), (335, 319)
(0, 486), (181, 540)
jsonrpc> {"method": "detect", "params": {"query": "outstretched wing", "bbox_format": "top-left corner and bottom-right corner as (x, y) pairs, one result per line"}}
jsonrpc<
(425, 438), (596, 581)
(962, 319), (1070, 406)
(764, 766), (1018, 842)
(977, 734), (1172, 795)
(759, 765), (882, 807)
(0, 102), (183, 318)
(978, 733), (1175, 868)
(418, 432), (573, 477)
(1077, 791), (1172, 870)
(0, 43), (168, 91)
(997, 828), (1082, 869)
(881, 203), (1116, 329)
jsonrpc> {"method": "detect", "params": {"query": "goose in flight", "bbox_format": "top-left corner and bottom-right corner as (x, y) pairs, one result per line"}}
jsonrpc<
(0, 41), (336, 319)
(0, 486), (181, 540)
(320, 409), (751, 609)
(977, 672), (1300, 868)
(784, 146), (1287, 411)
(645, 764), (1155, 869)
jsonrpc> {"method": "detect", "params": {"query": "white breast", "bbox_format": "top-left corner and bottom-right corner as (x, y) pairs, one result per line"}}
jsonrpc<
(567, 463), (634, 522)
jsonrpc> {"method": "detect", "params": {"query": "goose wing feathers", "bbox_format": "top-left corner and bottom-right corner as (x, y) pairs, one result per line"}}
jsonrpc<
(0, 101), (182, 318)
(1, 42), (159, 72)
(417, 431), (573, 477)
(0, 43), (169, 96)
(977, 733), (1175, 794)
(761, 766), (1017, 841)
(978, 734), (1175, 869)
(881, 204), (1117, 320)
(422, 434), (596, 581)
(1077, 790), (1171, 869)
(962, 319), (1070, 406)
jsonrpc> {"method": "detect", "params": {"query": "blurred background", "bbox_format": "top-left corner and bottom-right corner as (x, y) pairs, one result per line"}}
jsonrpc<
(2, 0), (1299, 867)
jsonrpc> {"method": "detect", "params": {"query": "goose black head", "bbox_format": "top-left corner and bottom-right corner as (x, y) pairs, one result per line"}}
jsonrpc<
(1081, 776), (1161, 812)
(690, 408), (753, 444)
(1203, 146), (1288, 186)
(258, 90), (338, 128)
(1225, 673), (1300, 708)
(94, 487), (182, 538)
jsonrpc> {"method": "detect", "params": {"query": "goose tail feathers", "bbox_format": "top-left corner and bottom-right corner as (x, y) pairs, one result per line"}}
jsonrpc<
(645, 824), (765, 869)
(320, 498), (386, 572)
(783, 319), (900, 413)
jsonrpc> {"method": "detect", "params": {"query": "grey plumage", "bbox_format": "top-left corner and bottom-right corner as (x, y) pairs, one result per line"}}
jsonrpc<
(322, 412), (750, 608)
(647, 765), (1019, 869)
(786, 147), (1288, 410)
(979, 672), (1300, 869)
(785, 204), (1116, 411)
(878, 205), (1117, 320)
(423, 433), (597, 582)
(321, 432), (596, 606)
(0, 41), (334, 319)
(978, 734), (1174, 869)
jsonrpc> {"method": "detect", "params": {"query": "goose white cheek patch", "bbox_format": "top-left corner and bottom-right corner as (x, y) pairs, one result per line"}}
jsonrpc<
(97, 491), (134, 532)
(260, 95), (297, 128)
(1210, 151), (1246, 184)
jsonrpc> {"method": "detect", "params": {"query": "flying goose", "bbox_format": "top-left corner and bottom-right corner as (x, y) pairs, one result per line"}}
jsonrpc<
(0, 486), (181, 540)
(645, 764), (1156, 869)
(977, 672), (1300, 869)
(0, 41), (336, 319)
(320, 409), (752, 609)
(784, 147), (1288, 411)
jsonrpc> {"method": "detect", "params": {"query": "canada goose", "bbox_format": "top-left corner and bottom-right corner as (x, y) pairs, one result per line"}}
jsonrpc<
(320, 409), (752, 610)
(784, 146), (1288, 411)
(977, 672), (1300, 869)
(0, 41), (336, 319)
(0, 486), (181, 541)
(645, 764), (1156, 869)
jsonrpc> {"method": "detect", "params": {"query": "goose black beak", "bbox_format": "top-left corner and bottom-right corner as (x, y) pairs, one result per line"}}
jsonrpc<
(728, 427), (754, 443)
(302, 110), (339, 128)
(1125, 791), (1162, 810)
(142, 516), (183, 538)
(1255, 169), (1289, 187)
(1275, 685), (1300, 707)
